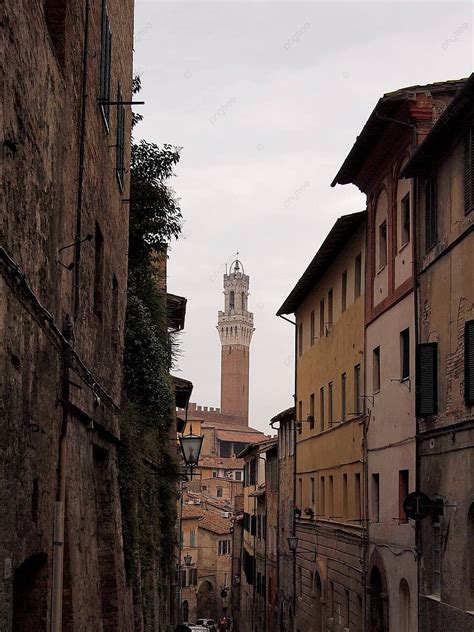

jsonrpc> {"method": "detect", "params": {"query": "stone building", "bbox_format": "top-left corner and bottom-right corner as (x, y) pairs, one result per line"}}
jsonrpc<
(332, 79), (466, 632)
(273, 407), (296, 632)
(1, 1), (134, 630)
(264, 441), (279, 632)
(402, 74), (474, 632)
(277, 212), (367, 632)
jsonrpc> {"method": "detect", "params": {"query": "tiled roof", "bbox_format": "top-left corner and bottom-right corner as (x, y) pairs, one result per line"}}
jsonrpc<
(199, 456), (243, 469)
(277, 212), (366, 315)
(331, 77), (468, 188)
(181, 504), (205, 520)
(217, 429), (269, 443)
(198, 512), (232, 535)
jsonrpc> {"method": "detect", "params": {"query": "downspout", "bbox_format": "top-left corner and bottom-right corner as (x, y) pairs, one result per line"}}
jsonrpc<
(362, 225), (370, 632)
(278, 314), (297, 631)
(50, 345), (70, 632)
(51, 2), (89, 628)
(73, 0), (90, 318)
(411, 162), (421, 632)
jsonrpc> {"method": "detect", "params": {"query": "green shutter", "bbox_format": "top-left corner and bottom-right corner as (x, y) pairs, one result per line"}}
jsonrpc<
(416, 343), (438, 417)
(465, 127), (474, 215)
(465, 320), (474, 405)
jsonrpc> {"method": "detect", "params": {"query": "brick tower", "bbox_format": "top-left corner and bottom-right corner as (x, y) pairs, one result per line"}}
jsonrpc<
(217, 259), (254, 425)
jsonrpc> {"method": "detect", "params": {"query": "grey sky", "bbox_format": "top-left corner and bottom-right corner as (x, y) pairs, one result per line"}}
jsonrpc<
(133, 1), (473, 433)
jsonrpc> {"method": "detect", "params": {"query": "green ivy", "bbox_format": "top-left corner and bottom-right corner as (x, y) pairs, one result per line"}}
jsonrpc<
(119, 77), (183, 629)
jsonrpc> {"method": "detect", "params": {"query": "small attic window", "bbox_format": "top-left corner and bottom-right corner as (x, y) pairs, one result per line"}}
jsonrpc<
(44, 0), (67, 67)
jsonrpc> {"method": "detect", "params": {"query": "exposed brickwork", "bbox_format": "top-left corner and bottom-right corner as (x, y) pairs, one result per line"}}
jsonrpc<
(1, 0), (134, 629)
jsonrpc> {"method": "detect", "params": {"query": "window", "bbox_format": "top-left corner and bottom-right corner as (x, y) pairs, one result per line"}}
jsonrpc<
(330, 581), (335, 617)
(94, 223), (104, 318)
(344, 589), (350, 628)
(310, 310), (315, 345)
(354, 364), (361, 415)
(328, 382), (333, 427)
(372, 474), (380, 523)
(320, 387), (325, 431)
(189, 530), (196, 547)
(230, 291), (235, 309)
(298, 400), (303, 430)
(468, 504), (474, 606)
(400, 328), (410, 380)
(341, 373), (347, 422)
(401, 194), (410, 246)
(310, 477), (315, 511)
(298, 478), (303, 508)
(182, 600), (189, 622)
(45, 0), (67, 66)
(465, 321), (474, 405)
(432, 517), (441, 595)
(341, 270), (347, 312)
(242, 291), (246, 310)
(343, 474), (348, 518)
(111, 274), (119, 350)
(354, 253), (362, 298)
(99, 1), (112, 126)
(379, 221), (387, 269)
(115, 83), (125, 189)
(373, 347), (381, 392)
(212, 470), (217, 478)
(399, 470), (409, 523)
(320, 477), (325, 515)
(218, 539), (231, 555)
(355, 473), (361, 521)
(216, 487), (223, 498)
(328, 475), (334, 517)
(309, 393), (315, 429)
(328, 289), (333, 327)
(319, 299), (325, 337)
(425, 174), (438, 251)
(298, 323), (303, 356)
(180, 569), (187, 587)
(464, 127), (473, 215)
(235, 470), (242, 482)
(416, 343), (438, 416)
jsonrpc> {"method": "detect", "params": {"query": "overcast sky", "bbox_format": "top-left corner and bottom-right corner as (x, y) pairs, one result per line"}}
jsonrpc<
(133, 1), (473, 433)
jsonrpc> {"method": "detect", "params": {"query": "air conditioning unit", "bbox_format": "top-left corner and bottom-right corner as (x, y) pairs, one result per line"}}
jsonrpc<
(193, 499), (201, 505)
(221, 511), (231, 519)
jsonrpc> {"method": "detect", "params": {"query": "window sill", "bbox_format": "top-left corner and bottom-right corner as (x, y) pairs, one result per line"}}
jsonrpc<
(398, 241), (410, 254)
(99, 105), (110, 133)
(376, 264), (387, 275)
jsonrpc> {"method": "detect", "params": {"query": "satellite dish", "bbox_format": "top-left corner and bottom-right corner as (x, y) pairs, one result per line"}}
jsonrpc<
(403, 491), (432, 521)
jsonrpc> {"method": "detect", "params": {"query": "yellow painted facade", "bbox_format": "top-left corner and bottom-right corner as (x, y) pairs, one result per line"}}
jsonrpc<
(295, 220), (366, 523)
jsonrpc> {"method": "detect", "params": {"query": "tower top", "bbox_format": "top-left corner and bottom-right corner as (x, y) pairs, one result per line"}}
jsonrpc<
(229, 258), (244, 275)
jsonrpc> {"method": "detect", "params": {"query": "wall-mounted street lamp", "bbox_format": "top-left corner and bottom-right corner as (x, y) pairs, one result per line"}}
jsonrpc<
(183, 553), (193, 567)
(287, 535), (299, 552)
(179, 424), (204, 478)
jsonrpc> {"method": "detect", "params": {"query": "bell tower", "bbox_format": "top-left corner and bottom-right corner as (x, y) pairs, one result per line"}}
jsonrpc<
(217, 259), (254, 425)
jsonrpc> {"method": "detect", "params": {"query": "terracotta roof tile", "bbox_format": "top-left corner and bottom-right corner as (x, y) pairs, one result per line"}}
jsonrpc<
(198, 512), (232, 535)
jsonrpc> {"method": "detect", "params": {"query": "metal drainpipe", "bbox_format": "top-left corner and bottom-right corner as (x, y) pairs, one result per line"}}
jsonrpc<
(50, 346), (70, 632)
(73, 0), (90, 319)
(277, 314), (296, 631)
(411, 160), (421, 632)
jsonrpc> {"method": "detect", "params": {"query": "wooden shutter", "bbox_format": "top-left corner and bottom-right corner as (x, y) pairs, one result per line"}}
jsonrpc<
(425, 176), (438, 251)
(465, 127), (474, 215)
(465, 320), (474, 405)
(416, 343), (438, 417)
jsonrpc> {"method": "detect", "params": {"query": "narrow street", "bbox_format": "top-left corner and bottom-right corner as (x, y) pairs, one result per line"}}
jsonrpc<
(1, 2), (473, 632)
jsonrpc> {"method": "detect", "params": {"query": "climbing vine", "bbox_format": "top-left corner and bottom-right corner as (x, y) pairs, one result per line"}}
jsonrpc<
(119, 76), (183, 628)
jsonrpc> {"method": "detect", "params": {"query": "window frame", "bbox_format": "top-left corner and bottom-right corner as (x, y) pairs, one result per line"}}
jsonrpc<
(425, 173), (438, 251)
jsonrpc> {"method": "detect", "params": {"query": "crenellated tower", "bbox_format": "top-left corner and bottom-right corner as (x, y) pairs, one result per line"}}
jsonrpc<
(217, 259), (254, 425)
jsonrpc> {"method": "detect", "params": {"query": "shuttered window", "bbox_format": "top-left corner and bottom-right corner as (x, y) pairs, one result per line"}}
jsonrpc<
(115, 83), (125, 189)
(416, 343), (438, 417)
(465, 127), (474, 215)
(465, 320), (474, 405)
(99, 1), (112, 126)
(425, 175), (438, 251)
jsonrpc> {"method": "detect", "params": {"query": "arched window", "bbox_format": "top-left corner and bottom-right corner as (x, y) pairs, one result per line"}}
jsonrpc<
(182, 600), (189, 622)
(469, 503), (474, 607)
(230, 291), (235, 309)
(399, 579), (410, 632)
(242, 292), (246, 311)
